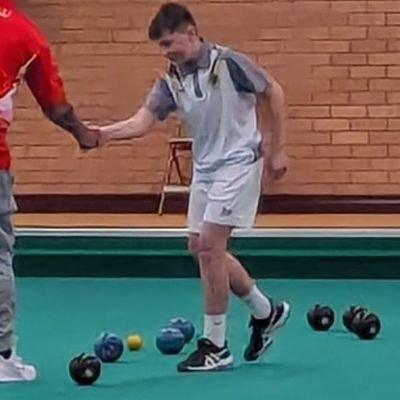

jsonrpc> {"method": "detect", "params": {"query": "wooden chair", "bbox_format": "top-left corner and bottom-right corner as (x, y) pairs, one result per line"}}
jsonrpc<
(158, 122), (193, 215)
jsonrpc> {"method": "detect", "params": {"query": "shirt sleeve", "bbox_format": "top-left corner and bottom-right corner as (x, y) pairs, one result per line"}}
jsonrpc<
(223, 49), (272, 94)
(23, 21), (66, 109)
(145, 78), (177, 121)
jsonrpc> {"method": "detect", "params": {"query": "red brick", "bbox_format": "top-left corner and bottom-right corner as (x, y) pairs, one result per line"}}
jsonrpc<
(332, 1), (367, 12)
(285, 184), (335, 194)
(387, 14), (400, 25)
(332, 131), (369, 144)
(349, 13), (385, 25)
(332, 159), (370, 170)
(57, 30), (112, 43)
(289, 171), (351, 183)
(350, 40), (386, 52)
(368, 27), (400, 38)
(367, 1), (400, 12)
(351, 145), (387, 157)
(25, 146), (64, 158)
(292, 1), (330, 12)
(11, 146), (28, 159)
(290, 79), (331, 93)
(203, 26), (262, 41)
(351, 119), (387, 130)
(60, 43), (132, 55)
(62, 18), (88, 30)
(286, 145), (314, 157)
(314, 146), (351, 157)
(289, 106), (330, 118)
(388, 119), (400, 130)
(238, 41), (281, 54)
(370, 132), (400, 143)
(259, 54), (329, 67)
(306, 79), (331, 91)
(387, 67), (400, 78)
(298, 27), (330, 39)
(332, 106), (367, 118)
(352, 171), (388, 183)
(350, 92), (386, 104)
(331, 26), (367, 39)
(313, 93), (349, 105)
(350, 66), (385, 78)
(313, 119), (350, 131)
(368, 105), (400, 117)
(313, 66), (349, 78)
(332, 54), (367, 65)
(369, 79), (400, 91)
(287, 133), (331, 145)
(334, 184), (369, 194)
(387, 93), (400, 104)
(293, 159), (332, 170)
(309, 41), (350, 53)
(388, 40), (400, 51)
(112, 30), (147, 43)
(371, 159), (400, 170)
(276, 10), (344, 28)
(368, 54), (400, 65)
(390, 172), (400, 183)
(367, 184), (400, 193)
(260, 28), (292, 40)
(389, 146), (400, 156)
(287, 119), (313, 132)
(285, 91), (314, 105)
(332, 78), (368, 92)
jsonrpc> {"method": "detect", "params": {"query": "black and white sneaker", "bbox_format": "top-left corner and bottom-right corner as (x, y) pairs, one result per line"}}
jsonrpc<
(244, 301), (290, 362)
(177, 338), (234, 372)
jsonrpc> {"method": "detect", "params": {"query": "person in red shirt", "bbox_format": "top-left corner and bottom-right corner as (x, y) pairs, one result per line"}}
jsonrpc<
(0, 0), (98, 382)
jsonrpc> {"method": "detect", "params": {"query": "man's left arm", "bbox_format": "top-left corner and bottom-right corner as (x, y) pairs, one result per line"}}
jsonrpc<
(224, 49), (288, 178)
(23, 30), (98, 150)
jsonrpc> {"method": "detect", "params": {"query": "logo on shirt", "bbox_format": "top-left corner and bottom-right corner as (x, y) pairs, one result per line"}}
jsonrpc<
(0, 8), (12, 18)
(221, 207), (232, 217)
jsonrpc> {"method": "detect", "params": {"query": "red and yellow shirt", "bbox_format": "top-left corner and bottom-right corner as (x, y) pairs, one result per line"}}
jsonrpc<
(0, 0), (66, 169)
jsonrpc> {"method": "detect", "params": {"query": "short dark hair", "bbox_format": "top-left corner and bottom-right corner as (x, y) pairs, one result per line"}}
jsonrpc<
(148, 2), (196, 41)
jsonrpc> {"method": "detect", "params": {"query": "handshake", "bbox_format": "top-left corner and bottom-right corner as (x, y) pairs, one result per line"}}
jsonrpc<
(73, 123), (108, 151)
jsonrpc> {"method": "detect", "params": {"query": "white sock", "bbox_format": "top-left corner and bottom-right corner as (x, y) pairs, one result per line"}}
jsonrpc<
(203, 314), (226, 348)
(242, 285), (272, 320)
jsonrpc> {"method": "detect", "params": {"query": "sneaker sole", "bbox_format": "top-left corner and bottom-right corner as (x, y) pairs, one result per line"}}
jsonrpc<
(177, 356), (234, 373)
(244, 336), (273, 362)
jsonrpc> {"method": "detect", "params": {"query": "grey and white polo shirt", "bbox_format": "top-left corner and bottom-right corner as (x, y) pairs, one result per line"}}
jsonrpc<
(145, 40), (272, 178)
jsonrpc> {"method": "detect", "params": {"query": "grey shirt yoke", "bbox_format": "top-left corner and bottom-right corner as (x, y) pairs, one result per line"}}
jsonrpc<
(145, 41), (272, 121)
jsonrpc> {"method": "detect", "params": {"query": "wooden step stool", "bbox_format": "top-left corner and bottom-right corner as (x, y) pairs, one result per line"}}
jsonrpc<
(158, 124), (193, 215)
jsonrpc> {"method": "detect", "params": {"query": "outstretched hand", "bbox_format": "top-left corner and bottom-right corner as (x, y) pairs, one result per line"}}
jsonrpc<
(77, 125), (100, 150)
(83, 123), (110, 148)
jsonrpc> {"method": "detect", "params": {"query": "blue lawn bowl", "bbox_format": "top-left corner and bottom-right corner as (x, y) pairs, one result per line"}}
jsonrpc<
(169, 317), (195, 343)
(156, 327), (185, 355)
(94, 332), (124, 363)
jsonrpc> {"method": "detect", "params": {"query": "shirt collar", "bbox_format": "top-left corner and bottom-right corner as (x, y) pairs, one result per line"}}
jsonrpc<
(178, 39), (212, 76)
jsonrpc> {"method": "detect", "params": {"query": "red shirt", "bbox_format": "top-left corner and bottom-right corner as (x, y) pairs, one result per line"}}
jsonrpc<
(0, 0), (66, 169)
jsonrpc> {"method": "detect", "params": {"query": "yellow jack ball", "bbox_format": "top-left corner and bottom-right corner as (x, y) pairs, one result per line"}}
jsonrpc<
(126, 334), (143, 351)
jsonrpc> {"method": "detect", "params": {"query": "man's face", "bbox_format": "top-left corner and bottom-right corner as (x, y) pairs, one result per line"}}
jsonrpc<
(157, 25), (197, 65)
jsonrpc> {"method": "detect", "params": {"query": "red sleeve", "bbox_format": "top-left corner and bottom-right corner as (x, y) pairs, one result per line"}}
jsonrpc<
(23, 23), (66, 109)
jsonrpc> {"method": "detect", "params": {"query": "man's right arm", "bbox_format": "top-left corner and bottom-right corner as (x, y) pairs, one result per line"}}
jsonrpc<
(23, 22), (98, 149)
(99, 78), (177, 144)
(99, 106), (156, 141)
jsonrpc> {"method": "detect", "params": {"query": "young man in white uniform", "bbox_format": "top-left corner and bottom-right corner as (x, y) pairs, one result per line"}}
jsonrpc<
(97, 2), (290, 372)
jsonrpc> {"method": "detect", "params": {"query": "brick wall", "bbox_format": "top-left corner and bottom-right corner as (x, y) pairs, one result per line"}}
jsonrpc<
(10, 0), (400, 195)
